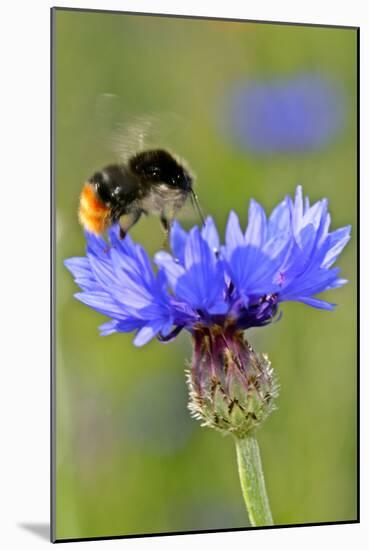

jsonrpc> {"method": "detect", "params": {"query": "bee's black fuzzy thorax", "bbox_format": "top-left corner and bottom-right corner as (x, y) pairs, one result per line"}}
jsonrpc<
(129, 149), (193, 191)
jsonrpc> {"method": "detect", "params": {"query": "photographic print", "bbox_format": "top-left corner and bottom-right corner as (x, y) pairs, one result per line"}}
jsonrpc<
(51, 7), (358, 542)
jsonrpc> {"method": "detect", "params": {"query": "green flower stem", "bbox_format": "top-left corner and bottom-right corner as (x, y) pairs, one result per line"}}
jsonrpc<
(235, 435), (274, 527)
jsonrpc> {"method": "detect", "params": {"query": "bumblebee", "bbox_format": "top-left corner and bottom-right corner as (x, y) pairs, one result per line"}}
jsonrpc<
(78, 149), (204, 239)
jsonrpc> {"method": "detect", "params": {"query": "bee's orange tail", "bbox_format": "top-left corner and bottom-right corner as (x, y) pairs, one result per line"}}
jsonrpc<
(78, 183), (111, 235)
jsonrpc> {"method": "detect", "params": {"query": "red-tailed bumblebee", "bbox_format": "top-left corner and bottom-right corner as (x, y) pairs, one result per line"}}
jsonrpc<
(79, 149), (204, 239)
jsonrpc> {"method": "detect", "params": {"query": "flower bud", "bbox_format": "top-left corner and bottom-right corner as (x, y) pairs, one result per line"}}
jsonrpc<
(187, 325), (278, 438)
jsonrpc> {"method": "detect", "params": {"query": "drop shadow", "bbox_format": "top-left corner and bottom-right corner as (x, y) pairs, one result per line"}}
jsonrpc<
(18, 523), (50, 541)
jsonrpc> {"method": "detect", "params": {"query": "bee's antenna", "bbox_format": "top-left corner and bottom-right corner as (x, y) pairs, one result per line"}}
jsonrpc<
(190, 189), (206, 226)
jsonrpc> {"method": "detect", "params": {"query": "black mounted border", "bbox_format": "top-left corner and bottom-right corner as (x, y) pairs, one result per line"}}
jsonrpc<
(50, 6), (360, 543)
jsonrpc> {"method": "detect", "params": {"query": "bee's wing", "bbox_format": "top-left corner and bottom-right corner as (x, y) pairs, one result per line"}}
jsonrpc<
(109, 115), (160, 162)
(94, 94), (184, 162)
(93, 94), (149, 161)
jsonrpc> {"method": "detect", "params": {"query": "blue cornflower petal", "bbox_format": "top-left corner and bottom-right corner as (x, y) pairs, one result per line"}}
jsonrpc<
(225, 211), (244, 255)
(88, 252), (117, 290)
(297, 297), (336, 311)
(65, 185), (350, 346)
(201, 216), (220, 253)
(267, 197), (292, 238)
(223, 208), (285, 304)
(322, 226), (351, 268)
(99, 320), (120, 336)
(85, 231), (108, 257)
(245, 200), (267, 247)
(64, 257), (97, 291)
(66, 230), (175, 345)
(175, 263), (225, 313)
(184, 226), (206, 268)
(177, 228), (226, 313)
(280, 267), (340, 301)
(74, 291), (131, 321)
(326, 277), (348, 290)
(292, 185), (304, 235)
(154, 251), (184, 289)
(275, 188), (350, 306)
(170, 220), (188, 264)
(225, 245), (278, 305)
(64, 257), (91, 278)
(134, 320), (164, 347)
(157, 223), (228, 316)
(99, 319), (144, 336)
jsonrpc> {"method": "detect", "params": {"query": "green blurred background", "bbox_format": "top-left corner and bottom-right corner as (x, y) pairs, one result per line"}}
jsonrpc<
(54, 9), (357, 540)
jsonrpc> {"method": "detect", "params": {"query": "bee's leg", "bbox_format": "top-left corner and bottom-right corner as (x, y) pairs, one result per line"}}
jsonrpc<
(118, 210), (142, 239)
(160, 213), (172, 249)
(160, 214), (170, 232)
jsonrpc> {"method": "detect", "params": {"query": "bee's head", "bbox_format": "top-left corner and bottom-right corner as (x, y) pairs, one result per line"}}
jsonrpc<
(129, 149), (193, 190)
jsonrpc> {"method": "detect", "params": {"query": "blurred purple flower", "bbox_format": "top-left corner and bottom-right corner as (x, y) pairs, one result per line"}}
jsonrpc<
(225, 75), (345, 152)
(65, 186), (350, 346)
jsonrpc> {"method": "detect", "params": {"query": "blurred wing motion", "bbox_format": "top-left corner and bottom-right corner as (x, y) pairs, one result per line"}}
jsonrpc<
(94, 93), (183, 162)
(80, 94), (205, 239)
(109, 115), (160, 162)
